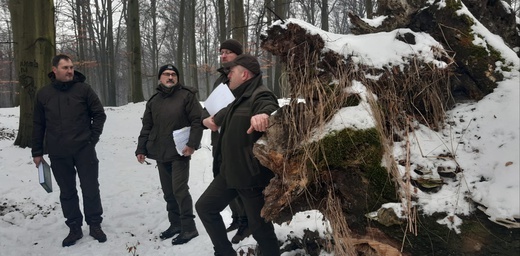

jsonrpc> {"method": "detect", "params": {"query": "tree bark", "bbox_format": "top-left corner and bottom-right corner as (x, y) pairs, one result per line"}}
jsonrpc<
(8, 0), (55, 148)
(187, 0), (199, 94)
(106, 0), (116, 106)
(321, 0), (329, 31)
(176, 0), (186, 86)
(218, 0), (226, 42)
(272, 0), (288, 98)
(127, 0), (144, 103)
(230, 0), (246, 46)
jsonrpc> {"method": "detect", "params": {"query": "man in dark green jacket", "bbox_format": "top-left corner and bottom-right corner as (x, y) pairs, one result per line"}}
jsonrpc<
(32, 54), (107, 247)
(136, 64), (203, 245)
(196, 54), (280, 256)
(201, 39), (251, 243)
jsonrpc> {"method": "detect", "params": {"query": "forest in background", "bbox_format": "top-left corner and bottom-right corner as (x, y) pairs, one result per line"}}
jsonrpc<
(0, 0), (519, 107)
(0, 0), (518, 147)
(0, 0), (398, 108)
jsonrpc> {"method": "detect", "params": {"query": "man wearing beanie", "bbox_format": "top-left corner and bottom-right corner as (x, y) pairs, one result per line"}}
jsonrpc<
(136, 64), (203, 245)
(201, 39), (251, 244)
(196, 54), (281, 256)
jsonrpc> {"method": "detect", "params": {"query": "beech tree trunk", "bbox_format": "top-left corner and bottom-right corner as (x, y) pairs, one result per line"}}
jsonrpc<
(8, 0), (55, 148)
(127, 0), (144, 103)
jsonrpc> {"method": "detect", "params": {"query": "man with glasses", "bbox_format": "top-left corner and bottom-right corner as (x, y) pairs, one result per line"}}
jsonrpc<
(136, 64), (203, 245)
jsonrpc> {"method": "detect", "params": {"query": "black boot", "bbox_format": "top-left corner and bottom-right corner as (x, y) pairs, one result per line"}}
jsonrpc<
(171, 229), (199, 245)
(231, 222), (251, 244)
(89, 224), (107, 243)
(159, 225), (181, 240)
(225, 218), (239, 232)
(62, 225), (83, 247)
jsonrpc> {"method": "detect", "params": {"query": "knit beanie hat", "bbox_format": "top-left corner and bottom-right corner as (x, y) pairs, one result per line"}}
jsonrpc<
(158, 64), (180, 80)
(219, 39), (243, 55)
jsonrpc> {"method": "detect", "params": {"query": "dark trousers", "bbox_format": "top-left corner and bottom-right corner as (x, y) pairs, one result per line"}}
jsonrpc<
(229, 196), (247, 224)
(157, 158), (196, 232)
(50, 143), (103, 227)
(213, 158), (246, 224)
(196, 174), (280, 256)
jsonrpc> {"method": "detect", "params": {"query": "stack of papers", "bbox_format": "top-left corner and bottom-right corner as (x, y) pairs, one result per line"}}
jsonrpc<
(173, 127), (190, 156)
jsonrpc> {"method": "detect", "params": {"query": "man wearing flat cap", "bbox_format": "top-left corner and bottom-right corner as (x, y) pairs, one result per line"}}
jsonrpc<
(196, 54), (281, 256)
(202, 39), (251, 244)
(136, 64), (203, 245)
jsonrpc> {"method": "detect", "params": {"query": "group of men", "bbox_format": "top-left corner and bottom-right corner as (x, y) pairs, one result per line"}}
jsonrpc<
(31, 39), (280, 255)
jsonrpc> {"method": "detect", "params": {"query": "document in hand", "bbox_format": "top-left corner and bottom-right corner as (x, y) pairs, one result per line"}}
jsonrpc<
(204, 83), (235, 116)
(38, 161), (52, 193)
(173, 126), (190, 156)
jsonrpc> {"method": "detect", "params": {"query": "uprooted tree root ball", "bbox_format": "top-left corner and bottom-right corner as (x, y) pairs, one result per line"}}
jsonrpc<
(257, 18), (456, 255)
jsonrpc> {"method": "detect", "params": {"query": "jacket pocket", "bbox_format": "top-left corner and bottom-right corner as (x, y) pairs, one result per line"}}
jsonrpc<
(146, 133), (157, 157)
(243, 146), (260, 177)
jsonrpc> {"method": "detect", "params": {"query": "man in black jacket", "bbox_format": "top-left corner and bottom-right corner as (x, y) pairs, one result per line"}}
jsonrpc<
(201, 39), (251, 244)
(136, 64), (203, 245)
(32, 54), (107, 247)
(196, 54), (280, 256)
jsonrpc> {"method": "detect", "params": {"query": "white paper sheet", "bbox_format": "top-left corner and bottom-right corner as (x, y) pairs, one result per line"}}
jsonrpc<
(204, 83), (235, 116)
(173, 126), (190, 156)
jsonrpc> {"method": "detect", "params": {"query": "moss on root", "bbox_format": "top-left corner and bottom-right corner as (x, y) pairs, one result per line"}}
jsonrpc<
(317, 128), (382, 169)
(316, 127), (397, 206)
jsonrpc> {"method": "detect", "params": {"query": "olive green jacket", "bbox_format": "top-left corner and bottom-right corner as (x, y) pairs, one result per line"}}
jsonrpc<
(215, 74), (279, 188)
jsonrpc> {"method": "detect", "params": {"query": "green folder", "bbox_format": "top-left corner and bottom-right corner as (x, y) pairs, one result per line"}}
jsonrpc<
(38, 161), (52, 193)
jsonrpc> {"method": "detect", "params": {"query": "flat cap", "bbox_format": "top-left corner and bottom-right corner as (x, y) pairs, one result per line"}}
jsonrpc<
(223, 54), (261, 75)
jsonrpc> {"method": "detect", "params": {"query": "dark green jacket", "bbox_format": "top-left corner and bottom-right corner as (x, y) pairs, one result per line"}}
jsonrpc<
(32, 71), (106, 157)
(215, 74), (279, 188)
(136, 83), (203, 162)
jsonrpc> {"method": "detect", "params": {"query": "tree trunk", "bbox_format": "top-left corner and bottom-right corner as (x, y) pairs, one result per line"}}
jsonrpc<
(204, 0), (211, 98)
(218, 0), (226, 42)
(151, 0), (158, 96)
(176, 0), (186, 85)
(265, 0), (274, 91)
(75, 0), (87, 65)
(187, 0), (199, 94)
(365, 0), (373, 18)
(106, 0), (116, 106)
(273, 0), (288, 98)
(93, 0), (109, 103)
(321, 0), (329, 31)
(127, 0), (144, 103)
(8, 0), (55, 148)
(84, 3), (103, 99)
(113, 0), (126, 105)
(230, 0), (246, 46)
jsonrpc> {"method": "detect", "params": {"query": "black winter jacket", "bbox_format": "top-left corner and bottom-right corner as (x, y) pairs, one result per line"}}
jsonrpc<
(215, 74), (279, 188)
(136, 83), (203, 162)
(32, 71), (106, 157)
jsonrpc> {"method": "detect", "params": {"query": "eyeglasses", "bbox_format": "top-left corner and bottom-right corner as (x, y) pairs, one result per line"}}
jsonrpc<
(220, 50), (235, 56)
(162, 72), (177, 77)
